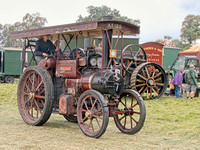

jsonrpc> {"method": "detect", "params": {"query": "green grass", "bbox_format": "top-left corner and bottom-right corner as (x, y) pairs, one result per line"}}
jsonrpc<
(0, 84), (199, 150)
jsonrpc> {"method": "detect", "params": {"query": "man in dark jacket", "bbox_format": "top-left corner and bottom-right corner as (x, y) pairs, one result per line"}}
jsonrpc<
(35, 34), (56, 62)
(184, 64), (198, 99)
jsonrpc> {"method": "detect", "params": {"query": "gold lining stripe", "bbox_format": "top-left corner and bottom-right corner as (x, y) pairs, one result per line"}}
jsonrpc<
(89, 72), (96, 89)
(65, 79), (68, 87)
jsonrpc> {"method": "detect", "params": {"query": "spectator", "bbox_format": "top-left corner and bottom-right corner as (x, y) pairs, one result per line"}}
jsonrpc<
(171, 70), (183, 98)
(184, 64), (198, 99)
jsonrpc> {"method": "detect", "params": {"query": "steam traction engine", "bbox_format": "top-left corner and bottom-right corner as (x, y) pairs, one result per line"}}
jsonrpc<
(12, 20), (146, 138)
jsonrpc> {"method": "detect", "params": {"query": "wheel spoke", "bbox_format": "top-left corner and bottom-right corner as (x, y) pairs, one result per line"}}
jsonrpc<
(91, 98), (97, 111)
(142, 69), (146, 78)
(27, 100), (33, 117)
(89, 96), (93, 106)
(88, 119), (92, 129)
(82, 116), (87, 122)
(119, 115), (125, 121)
(39, 89), (45, 95)
(131, 96), (133, 108)
(138, 86), (145, 93)
(95, 117), (101, 128)
(127, 61), (133, 70)
(153, 72), (162, 79)
(130, 116), (133, 129)
(134, 111), (141, 114)
(120, 100), (126, 107)
(34, 100), (42, 115)
(97, 107), (102, 113)
(28, 76), (33, 87)
(32, 73), (36, 92)
(156, 83), (164, 86)
(136, 83), (146, 87)
(151, 70), (156, 78)
(138, 73), (147, 81)
(82, 109), (87, 112)
(155, 77), (162, 82)
(152, 88), (158, 96)
(131, 102), (138, 109)
(35, 81), (43, 92)
(25, 83), (31, 93)
(24, 97), (32, 105)
(35, 95), (45, 99)
(93, 115), (103, 120)
(145, 67), (150, 78)
(24, 92), (29, 96)
(136, 79), (145, 83)
(90, 119), (94, 132)
(39, 99), (45, 107)
(141, 87), (148, 96)
(129, 115), (138, 125)
(83, 100), (89, 111)
(123, 116), (127, 128)
(147, 89), (149, 99)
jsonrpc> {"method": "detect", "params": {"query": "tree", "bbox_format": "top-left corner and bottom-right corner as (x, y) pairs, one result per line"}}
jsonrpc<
(155, 36), (185, 49)
(76, 5), (140, 25)
(181, 14), (200, 45)
(0, 12), (47, 47)
(21, 12), (47, 30)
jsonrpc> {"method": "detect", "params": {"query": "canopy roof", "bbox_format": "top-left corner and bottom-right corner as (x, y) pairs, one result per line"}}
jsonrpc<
(11, 20), (140, 40)
(179, 44), (200, 55)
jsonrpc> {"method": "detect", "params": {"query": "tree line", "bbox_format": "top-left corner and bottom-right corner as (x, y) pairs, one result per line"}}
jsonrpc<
(156, 14), (200, 49)
(0, 6), (199, 50)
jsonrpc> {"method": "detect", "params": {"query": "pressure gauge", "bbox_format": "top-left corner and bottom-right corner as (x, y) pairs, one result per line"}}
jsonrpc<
(90, 57), (97, 66)
(97, 57), (102, 68)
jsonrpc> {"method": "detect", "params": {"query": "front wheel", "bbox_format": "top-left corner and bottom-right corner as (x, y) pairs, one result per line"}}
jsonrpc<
(113, 89), (146, 134)
(77, 90), (109, 138)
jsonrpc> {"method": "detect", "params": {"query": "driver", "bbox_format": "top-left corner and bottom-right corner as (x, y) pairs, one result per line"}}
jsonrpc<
(35, 34), (56, 62)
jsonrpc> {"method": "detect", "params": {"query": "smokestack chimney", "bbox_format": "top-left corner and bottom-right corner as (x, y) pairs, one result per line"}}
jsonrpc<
(102, 16), (113, 21)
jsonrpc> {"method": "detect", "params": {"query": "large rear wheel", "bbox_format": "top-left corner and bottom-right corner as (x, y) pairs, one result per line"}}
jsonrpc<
(77, 90), (109, 138)
(131, 62), (167, 100)
(17, 66), (54, 126)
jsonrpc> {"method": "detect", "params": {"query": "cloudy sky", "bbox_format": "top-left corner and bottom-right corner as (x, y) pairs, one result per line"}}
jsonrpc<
(0, 0), (199, 43)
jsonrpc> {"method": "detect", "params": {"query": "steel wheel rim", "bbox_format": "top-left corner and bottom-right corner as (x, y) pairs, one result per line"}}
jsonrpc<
(19, 70), (46, 123)
(78, 94), (104, 137)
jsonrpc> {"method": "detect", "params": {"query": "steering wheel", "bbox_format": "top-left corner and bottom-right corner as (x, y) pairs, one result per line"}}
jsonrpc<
(122, 44), (147, 73)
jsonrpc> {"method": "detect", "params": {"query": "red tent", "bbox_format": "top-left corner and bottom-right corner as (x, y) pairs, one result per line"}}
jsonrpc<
(178, 45), (200, 60)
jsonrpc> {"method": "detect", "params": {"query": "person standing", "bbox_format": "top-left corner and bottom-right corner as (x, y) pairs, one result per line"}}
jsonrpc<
(184, 64), (198, 99)
(171, 70), (183, 98)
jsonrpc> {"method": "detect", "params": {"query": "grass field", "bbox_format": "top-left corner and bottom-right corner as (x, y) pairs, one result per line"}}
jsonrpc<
(0, 84), (199, 150)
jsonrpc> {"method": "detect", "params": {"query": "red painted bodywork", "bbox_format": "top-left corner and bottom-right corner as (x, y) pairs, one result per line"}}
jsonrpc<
(56, 60), (79, 78)
(141, 42), (164, 66)
(37, 57), (56, 69)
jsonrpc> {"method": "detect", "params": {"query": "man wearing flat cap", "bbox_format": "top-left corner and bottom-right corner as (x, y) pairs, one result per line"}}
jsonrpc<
(35, 34), (56, 62)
